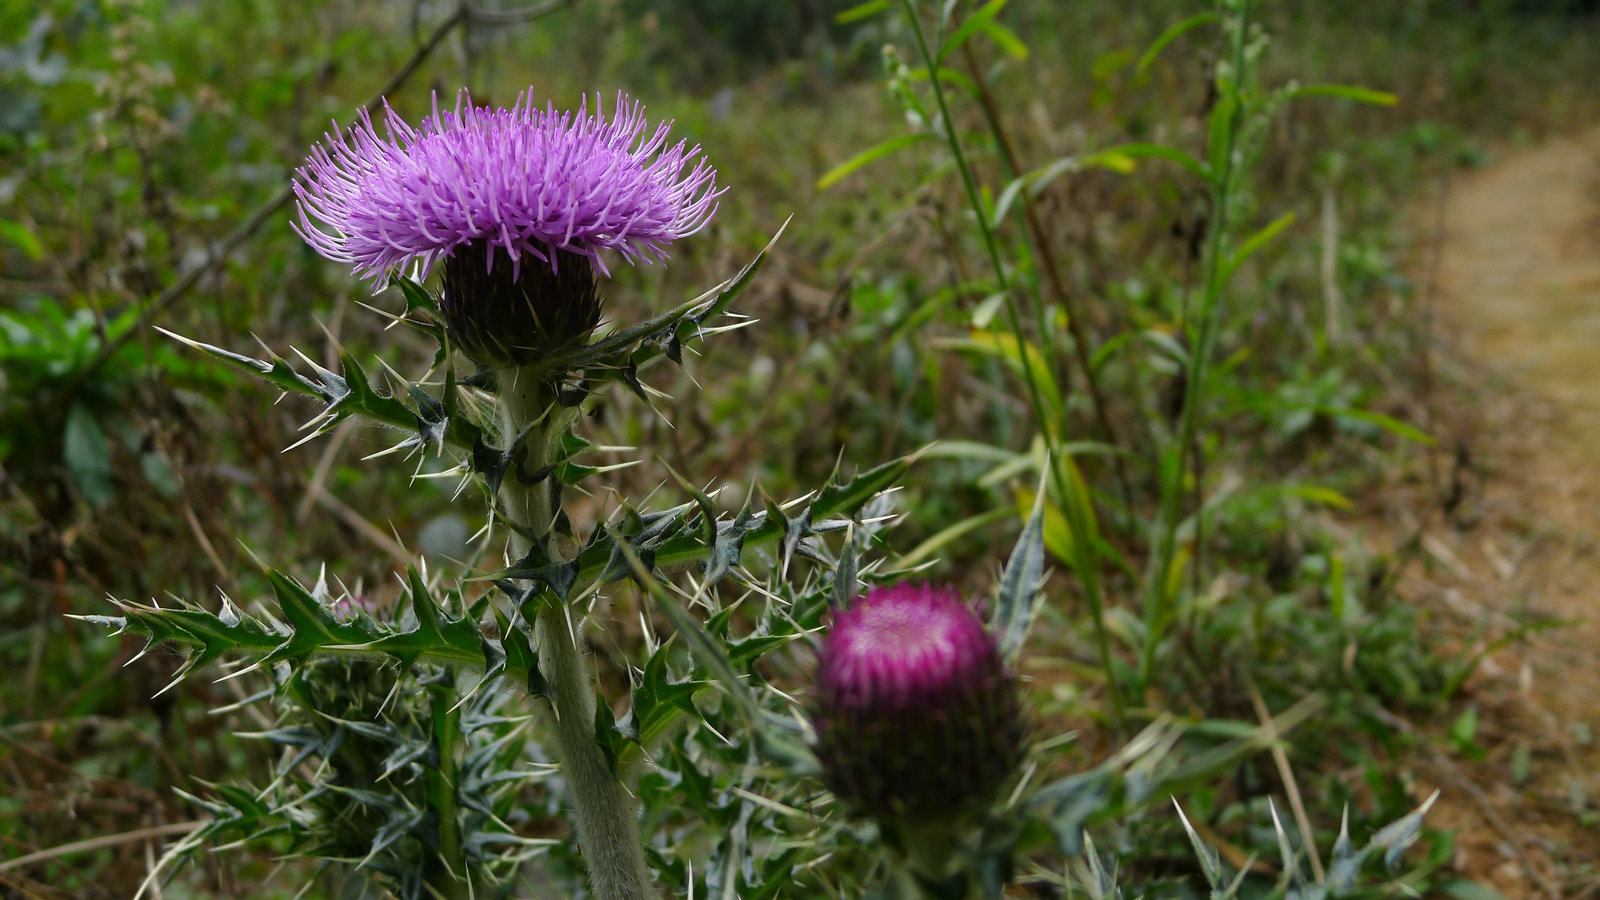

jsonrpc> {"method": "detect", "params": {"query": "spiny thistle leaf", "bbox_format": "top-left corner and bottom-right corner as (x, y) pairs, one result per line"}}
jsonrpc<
(527, 218), (790, 386)
(82, 447), (909, 692)
(705, 504), (756, 586)
(610, 530), (761, 726)
(260, 570), (374, 665)
(567, 452), (916, 588)
(994, 465), (1048, 661)
(349, 570), (483, 667)
(81, 568), (525, 690)
(171, 657), (539, 898)
(157, 327), (483, 455)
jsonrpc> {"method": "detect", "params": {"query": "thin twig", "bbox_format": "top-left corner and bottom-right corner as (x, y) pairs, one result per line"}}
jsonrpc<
(296, 419), (355, 524)
(1319, 184), (1344, 344)
(0, 822), (204, 875)
(180, 500), (231, 584)
(316, 491), (413, 568)
(143, 841), (165, 900)
(1248, 682), (1324, 883)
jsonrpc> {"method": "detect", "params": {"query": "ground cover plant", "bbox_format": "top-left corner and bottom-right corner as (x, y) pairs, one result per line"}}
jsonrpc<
(2, 0), (1597, 897)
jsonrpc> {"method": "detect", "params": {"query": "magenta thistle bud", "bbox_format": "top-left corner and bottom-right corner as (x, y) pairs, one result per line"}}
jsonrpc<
(292, 89), (722, 366)
(812, 583), (1024, 821)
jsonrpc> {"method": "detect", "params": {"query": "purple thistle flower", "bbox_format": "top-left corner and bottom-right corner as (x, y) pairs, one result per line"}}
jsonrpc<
(293, 89), (723, 365)
(294, 89), (721, 282)
(812, 583), (1024, 821)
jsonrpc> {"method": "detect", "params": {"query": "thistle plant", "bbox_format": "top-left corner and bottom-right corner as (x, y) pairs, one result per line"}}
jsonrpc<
(812, 583), (1024, 883)
(292, 90), (722, 895)
(80, 88), (912, 898)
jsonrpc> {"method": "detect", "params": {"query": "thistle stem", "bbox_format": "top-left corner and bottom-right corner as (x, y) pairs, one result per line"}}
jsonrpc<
(893, 819), (964, 898)
(425, 682), (470, 900)
(534, 603), (654, 898)
(495, 368), (653, 900)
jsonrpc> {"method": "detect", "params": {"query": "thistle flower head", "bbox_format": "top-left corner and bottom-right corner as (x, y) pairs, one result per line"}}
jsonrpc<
(292, 89), (722, 365)
(812, 583), (1024, 821)
(293, 88), (720, 282)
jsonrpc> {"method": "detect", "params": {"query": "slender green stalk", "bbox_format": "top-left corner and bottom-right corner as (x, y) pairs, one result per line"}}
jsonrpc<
(899, 0), (1123, 728)
(425, 683), (469, 900)
(1138, 0), (1252, 690)
(959, 41), (1136, 515)
(496, 369), (653, 900)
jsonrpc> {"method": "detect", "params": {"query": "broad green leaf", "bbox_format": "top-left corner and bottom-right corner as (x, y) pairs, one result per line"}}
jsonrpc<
(1283, 483), (1354, 511)
(906, 65), (982, 99)
(1208, 93), (1240, 178)
(937, 330), (1065, 430)
(0, 220), (44, 261)
(920, 439), (1023, 466)
(1109, 143), (1212, 180)
(1320, 405), (1437, 446)
(936, 0), (1007, 62)
(834, 0), (889, 23)
(977, 19), (1028, 60)
(893, 506), (1011, 569)
(993, 142), (1209, 226)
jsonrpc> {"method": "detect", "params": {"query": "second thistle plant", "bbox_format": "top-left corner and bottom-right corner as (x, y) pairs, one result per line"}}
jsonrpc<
(812, 583), (1025, 885)
(293, 89), (724, 897)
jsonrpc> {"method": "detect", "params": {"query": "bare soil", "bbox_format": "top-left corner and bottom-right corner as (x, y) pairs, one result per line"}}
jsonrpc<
(1408, 127), (1600, 897)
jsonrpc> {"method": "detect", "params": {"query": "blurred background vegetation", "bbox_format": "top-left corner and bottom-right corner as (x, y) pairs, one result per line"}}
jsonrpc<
(1, 0), (1596, 896)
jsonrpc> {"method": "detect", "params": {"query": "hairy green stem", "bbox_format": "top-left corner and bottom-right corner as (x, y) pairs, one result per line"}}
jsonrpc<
(495, 368), (653, 900)
(534, 603), (653, 897)
(425, 683), (469, 900)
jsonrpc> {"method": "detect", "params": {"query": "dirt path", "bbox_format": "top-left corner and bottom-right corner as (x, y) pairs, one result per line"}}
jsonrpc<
(1442, 128), (1600, 440)
(1422, 127), (1600, 895)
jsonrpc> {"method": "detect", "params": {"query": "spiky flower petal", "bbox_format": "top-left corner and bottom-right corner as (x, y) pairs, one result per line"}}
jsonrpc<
(292, 89), (722, 365)
(812, 583), (1024, 821)
(293, 89), (721, 283)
